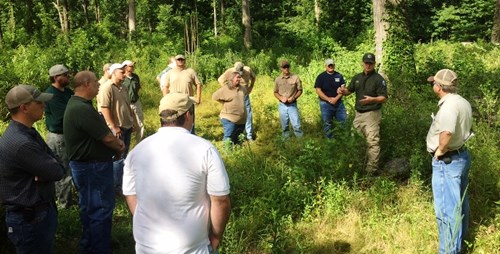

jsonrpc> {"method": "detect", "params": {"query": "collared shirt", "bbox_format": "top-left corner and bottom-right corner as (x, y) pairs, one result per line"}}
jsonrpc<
(0, 120), (64, 207)
(426, 93), (473, 152)
(348, 70), (388, 112)
(212, 84), (248, 124)
(217, 66), (256, 90)
(274, 73), (302, 99)
(44, 85), (74, 134)
(162, 67), (201, 96)
(64, 96), (116, 161)
(122, 73), (141, 103)
(99, 82), (135, 129)
(314, 71), (345, 101)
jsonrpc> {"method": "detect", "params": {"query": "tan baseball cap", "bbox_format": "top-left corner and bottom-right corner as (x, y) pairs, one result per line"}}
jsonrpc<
(159, 93), (194, 120)
(5, 85), (53, 109)
(427, 69), (458, 86)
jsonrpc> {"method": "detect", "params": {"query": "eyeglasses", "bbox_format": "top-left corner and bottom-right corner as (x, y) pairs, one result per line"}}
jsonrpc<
(176, 59), (185, 61)
(327, 64), (334, 68)
(282, 65), (290, 69)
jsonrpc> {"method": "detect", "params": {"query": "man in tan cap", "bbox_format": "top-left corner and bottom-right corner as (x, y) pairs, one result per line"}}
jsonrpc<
(0, 85), (64, 253)
(122, 60), (145, 142)
(218, 61), (256, 140)
(45, 64), (74, 209)
(123, 93), (231, 253)
(161, 54), (202, 134)
(426, 69), (472, 254)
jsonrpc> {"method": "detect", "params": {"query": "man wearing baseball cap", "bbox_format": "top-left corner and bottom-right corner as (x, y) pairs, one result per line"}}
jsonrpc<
(426, 69), (472, 254)
(338, 53), (388, 173)
(123, 93), (231, 253)
(121, 60), (145, 142)
(45, 64), (75, 209)
(0, 85), (64, 253)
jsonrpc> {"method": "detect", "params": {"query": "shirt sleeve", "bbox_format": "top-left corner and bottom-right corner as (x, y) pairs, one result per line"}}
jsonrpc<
(205, 147), (230, 196)
(16, 143), (64, 181)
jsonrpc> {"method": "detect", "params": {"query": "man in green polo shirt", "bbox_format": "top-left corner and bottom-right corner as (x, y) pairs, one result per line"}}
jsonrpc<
(338, 53), (388, 173)
(45, 64), (74, 208)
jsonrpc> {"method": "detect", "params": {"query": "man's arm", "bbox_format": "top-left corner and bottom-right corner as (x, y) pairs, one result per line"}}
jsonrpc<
(101, 132), (125, 153)
(196, 83), (202, 104)
(209, 194), (231, 250)
(100, 107), (121, 137)
(434, 131), (452, 159)
(125, 195), (137, 215)
(359, 95), (387, 105)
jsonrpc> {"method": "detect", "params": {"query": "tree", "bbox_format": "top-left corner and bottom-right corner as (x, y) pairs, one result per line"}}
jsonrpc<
(242, 0), (252, 49)
(492, 0), (500, 43)
(373, 0), (387, 72)
(54, 0), (70, 34)
(314, 0), (320, 25)
(128, 0), (136, 36)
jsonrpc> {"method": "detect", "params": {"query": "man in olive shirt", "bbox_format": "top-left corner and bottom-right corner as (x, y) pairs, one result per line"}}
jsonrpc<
(212, 72), (248, 146)
(122, 60), (145, 142)
(45, 64), (74, 209)
(1, 85), (64, 253)
(64, 71), (125, 254)
(338, 53), (388, 173)
(274, 60), (304, 139)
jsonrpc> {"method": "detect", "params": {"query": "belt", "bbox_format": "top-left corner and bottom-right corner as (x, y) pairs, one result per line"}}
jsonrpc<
(6, 202), (52, 213)
(73, 158), (112, 163)
(430, 146), (466, 157)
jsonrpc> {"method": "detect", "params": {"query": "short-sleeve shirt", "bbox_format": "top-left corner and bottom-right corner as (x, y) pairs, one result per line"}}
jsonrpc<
(218, 67), (256, 90)
(99, 82), (134, 129)
(64, 96), (115, 161)
(44, 85), (74, 133)
(274, 73), (302, 99)
(426, 93), (473, 152)
(122, 73), (141, 103)
(314, 71), (345, 102)
(347, 70), (388, 112)
(212, 84), (248, 124)
(163, 68), (201, 96)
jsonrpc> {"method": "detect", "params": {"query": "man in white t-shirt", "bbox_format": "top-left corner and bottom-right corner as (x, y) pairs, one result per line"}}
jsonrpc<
(123, 93), (231, 253)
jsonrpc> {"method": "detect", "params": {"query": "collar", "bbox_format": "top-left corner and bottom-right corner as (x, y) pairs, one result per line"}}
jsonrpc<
(437, 93), (453, 107)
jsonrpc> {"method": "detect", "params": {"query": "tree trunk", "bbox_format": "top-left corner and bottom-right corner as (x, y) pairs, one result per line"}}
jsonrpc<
(82, 0), (89, 24)
(95, 0), (100, 23)
(54, 0), (69, 33)
(492, 0), (500, 43)
(25, 0), (35, 34)
(314, 0), (320, 26)
(128, 0), (136, 36)
(373, 0), (387, 72)
(213, 0), (217, 37)
(221, 0), (225, 33)
(242, 0), (252, 49)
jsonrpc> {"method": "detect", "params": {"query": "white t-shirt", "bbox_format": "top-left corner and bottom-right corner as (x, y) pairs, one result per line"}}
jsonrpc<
(123, 127), (230, 253)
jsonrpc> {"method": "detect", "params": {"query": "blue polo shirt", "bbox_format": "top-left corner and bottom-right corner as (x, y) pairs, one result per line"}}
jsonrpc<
(314, 71), (346, 101)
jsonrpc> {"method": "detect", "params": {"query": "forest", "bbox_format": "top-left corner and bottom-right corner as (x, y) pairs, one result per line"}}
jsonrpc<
(0, 0), (499, 253)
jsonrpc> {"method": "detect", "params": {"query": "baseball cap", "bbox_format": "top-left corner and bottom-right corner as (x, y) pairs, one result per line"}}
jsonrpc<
(234, 62), (244, 72)
(427, 69), (458, 86)
(362, 53), (376, 63)
(280, 60), (290, 68)
(175, 54), (185, 60)
(5, 85), (53, 109)
(109, 63), (126, 75)
(325, 59), (335, 66)
(122, 60), (135, 66)
(102, 63), (111, 72)
(49, 64), (69, 77)
(159, 93), (195, 119)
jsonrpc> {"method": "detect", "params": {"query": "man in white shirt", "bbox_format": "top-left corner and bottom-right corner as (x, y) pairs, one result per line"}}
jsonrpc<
(123, 93), (231, 253)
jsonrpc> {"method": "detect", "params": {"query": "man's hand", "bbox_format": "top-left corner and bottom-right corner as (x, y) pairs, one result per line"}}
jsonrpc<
(328, 97), (338, 104)
(359, 96), (375, 105)
(433, 148), (447, 159)
(112, 126), (122, 138)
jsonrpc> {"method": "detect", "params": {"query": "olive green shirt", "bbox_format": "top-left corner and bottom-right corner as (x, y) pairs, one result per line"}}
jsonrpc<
(347, 70), (388, 112)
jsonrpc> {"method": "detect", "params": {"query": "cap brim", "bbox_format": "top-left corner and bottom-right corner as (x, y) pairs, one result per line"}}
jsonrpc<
(35, 93), (54, 102)
(427, 76), (435, 83)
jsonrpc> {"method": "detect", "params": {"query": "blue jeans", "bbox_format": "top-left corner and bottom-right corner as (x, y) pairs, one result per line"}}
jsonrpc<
(278, 102), (303, 138)
(221, 118), (245, 145)
(319, 100), (347, 139)
(113, 127), (132, 194)
(70, 160), (115, 254)
(245, 95), (253, 140)
(432, 149), (471, 254)
(5, 203), (57, 254)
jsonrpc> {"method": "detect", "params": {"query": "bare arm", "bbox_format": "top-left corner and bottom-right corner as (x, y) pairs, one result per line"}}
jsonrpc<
(434, 131), (452, 159)
(125, 195), (137, 215)
(337, 85), (352, 96)
(274, 91), (287, 103)
(196, 83), (202, 104)
(100, 107), (121, 137)
(209, 195), (231, 250)
(287, 90), (302, 103)
(101, 132), (125, 153)
(359, 95), (387, 105)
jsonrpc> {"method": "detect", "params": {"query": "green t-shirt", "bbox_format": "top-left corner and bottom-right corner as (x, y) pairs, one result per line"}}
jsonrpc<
(44, 85), (74, 133)
(348, 70), (388, 112)
(122, 73), (141, 103)
(63, 96), (115, 161)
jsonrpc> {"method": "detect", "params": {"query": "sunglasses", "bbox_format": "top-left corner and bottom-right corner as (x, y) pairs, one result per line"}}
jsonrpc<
(282, 65), (290, 69)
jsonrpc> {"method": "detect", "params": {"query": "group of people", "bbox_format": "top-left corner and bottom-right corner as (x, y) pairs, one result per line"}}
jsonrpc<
(0, 51), (473, 254)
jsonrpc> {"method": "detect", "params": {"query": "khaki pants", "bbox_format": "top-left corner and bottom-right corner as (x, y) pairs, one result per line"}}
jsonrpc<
(131, 100), (145, 142)
(353, 110), (381, 172)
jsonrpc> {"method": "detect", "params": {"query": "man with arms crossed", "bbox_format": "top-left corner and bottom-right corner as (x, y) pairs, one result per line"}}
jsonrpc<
(0, 85), (64, 253)
(218, 61), (256, 140)
(45, 64), (74, 209)
(123, 93), (231, 253)
(64, 71), (125, 253)
(426, 69), (472, 254)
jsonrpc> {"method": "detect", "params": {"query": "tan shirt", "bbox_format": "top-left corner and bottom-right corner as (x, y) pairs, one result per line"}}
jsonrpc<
(99, 82), (135, 129)
(162, 67), (201, 96)
(426, 93), (473, 152)
(274, 74), (302, 98)
(217, 66), (256, 90)
(212, 84), (248, 124)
